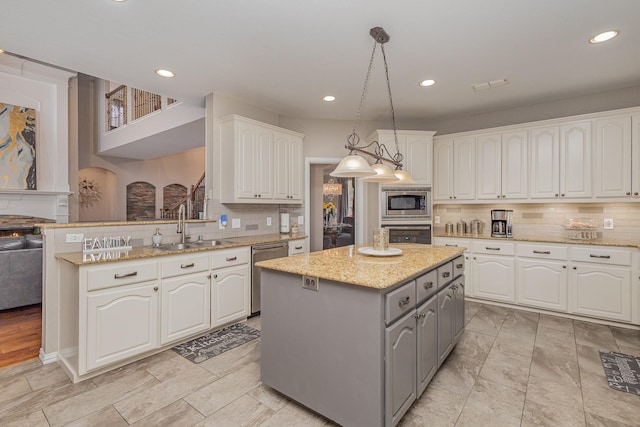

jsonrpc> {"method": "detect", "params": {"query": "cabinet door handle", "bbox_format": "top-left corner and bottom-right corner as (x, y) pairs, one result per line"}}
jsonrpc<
(442, 272), (451, 278)
(398, 296), (411, 307)
(207, 274), (212, 279)
(485, 247), (501, 251)
(533, 250), (551, 255)
(635, 192), (639, 196)
(226, 256), (237, 261)
(153, 286), (158, 291)
(626, 192), (631, 196)
(562, 265), (566, 269)
(213, 274), (218, 279)
(455, 263), (463, 268)
(413, 313), (421, 319)
(295, 246), (302, 250)
(181, 263), (195, 268)
(589, 254), (611, 259)
(424, 281), (434, 289)
(114, 271), (137, 279)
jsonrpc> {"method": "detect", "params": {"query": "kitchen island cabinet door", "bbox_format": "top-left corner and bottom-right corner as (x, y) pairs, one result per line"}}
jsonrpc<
(570, 264), (631, 322)
(86, 282), (159, 372)
(472, 254), (515, 303)
(417, 295), (438, 397)
(453, 277), (465, 342)
(161, 272), (211, 344)
(437, 286), (454, 366)
(211, 264), (250, 327)
(385, 310), (417, 427)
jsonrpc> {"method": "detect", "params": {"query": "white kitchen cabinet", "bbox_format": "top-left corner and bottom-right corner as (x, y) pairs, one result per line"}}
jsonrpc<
(476, 130), (528, 200)
(529, 121), (591, 199)
(160, 272), (211, 345)
(570, 264), (631, 322)
(434, 136), (475, 201)
(593, 115), (634, 198)
(220, 115), (304, 204)
(517, 259), (568, 312)
(471, 241), (515, 303)
(274, 131), (304, 202)
(211, 247), (250, 327)
(288, 238), (307, 255)
(368, 130), (436, 186)
(86, 282), (159, 372)
(433, 237), (473, 296)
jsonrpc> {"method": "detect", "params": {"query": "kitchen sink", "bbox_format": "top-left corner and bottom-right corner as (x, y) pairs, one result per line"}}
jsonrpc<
(154, 240), (233, 251)
(190, 239), (234, 247)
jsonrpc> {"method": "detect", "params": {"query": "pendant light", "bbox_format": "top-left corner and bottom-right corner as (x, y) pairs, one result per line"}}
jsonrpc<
(331, 27), (414, 184)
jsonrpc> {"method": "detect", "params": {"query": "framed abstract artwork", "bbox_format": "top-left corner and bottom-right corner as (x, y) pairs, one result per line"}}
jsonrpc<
(0, 102), (37, 190)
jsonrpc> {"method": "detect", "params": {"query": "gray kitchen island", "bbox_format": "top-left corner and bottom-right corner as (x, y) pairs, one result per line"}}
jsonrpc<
(256, 243), (465, 427)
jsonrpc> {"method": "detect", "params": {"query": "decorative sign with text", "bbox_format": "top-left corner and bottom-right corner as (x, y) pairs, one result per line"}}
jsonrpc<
(83, 236), (132, 253)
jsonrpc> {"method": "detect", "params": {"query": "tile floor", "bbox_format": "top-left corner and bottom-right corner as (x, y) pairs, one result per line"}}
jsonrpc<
(1, 303), (639, 426)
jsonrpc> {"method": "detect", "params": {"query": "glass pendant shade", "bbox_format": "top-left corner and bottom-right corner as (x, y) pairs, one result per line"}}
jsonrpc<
(393, 168), (416, 184)
(330, 154), (376, 177)
(360, 162), (399, 182)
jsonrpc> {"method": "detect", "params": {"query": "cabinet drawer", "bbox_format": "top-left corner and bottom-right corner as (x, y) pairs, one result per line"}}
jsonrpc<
(452, 256), (465, 278)
(437, 262), (453, 288)
(570, 247), (631, 266)
(385, 281), (416, 325)
(288, 239), (306, 255)
(434, 238), (471, 252)
(211, 247), (250, 269)
(516, 244), (568, 261)
(161, 253), (209, 278)
(471, 241), (515, 255)
(86, 259), (159, 291)
(416, 269), (438, 303)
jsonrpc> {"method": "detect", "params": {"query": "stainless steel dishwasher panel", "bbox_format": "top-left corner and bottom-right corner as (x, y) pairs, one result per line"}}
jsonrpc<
(251, 242), (289, 315)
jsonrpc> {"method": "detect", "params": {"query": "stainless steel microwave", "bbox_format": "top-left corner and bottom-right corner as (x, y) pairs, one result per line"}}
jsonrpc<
(381, 187), (431, 221)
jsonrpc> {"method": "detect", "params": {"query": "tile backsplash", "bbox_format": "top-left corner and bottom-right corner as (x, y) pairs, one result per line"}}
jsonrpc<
(433, 202), (640, 240)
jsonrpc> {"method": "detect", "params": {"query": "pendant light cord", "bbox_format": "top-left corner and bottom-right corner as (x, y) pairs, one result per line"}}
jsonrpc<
(350, 40), (378, 145)
(381, 43), (402, 164)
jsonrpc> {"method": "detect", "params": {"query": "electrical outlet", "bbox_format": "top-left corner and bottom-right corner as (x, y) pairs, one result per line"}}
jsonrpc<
(434, 215), (440, 224)
(232, 218), (241, 229)
(266, 217), (272, 226)
(65, 233), (84, 243)
(298, 215), (304, 225)
(604, 218), (614, 230)
(302, 275), (319, 291)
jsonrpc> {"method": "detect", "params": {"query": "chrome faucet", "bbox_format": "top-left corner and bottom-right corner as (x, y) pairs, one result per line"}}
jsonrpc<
(177, 204), (187, 243)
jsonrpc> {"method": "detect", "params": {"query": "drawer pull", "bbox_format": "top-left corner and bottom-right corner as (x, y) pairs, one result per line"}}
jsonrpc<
(398, 296), (411, 307)
(114, 271), (137, 279)
(445, 244), (458, 247)
(153, 286), (158, 291)
(424, 281), (434, 289)
(455, 263), (463, 268)
(226, 256), (237, 261)
(295, 246), (303, 250)
(181, 263), (195, 269)
(589, 254), (611, 259)
(533, 250), (551, 255)
(485, 247), (501, 251)
(442, 272), (451, 278)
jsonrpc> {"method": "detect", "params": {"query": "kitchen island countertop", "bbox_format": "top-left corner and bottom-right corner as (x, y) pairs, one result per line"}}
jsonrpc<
(256, 243), (464, 289)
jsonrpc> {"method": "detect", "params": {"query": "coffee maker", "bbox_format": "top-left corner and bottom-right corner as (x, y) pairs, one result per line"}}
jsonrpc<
(491, 209), (513, 238)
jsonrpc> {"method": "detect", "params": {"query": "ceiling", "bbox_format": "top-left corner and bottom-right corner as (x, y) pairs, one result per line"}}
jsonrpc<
(2, 0), (640, 123)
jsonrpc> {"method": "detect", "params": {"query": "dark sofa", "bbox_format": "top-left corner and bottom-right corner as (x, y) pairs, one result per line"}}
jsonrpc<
(0, 235), (43, 311)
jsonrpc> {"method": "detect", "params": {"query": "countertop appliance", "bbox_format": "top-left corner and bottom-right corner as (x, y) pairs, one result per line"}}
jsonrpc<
(491, 209), (513, 238)
(251, 241), (289, 315)
(280, 213), (290, 234)
(381, 187), (431, 223)
(381, 224), (431, 244)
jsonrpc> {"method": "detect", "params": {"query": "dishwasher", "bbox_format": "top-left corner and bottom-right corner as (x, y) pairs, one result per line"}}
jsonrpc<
(251, 241), (289, 315)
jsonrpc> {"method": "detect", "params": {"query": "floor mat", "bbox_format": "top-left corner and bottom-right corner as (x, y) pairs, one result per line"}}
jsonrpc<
(599, 350), (640, 396)
(173, 323), (260, 364)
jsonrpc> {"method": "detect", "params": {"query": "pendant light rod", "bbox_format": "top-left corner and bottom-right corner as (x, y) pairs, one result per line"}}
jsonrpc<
(343, 142), (403, 168)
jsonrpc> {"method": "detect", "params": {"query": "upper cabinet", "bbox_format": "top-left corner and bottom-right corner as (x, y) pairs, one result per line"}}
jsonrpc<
(476, 130), (528, 200)
(367, 130), (436, 185)
(593, 115), (635, 198)
(434, 137), (475, 201)
(219, 115), (304, 204)
(529, 121), (591, 199)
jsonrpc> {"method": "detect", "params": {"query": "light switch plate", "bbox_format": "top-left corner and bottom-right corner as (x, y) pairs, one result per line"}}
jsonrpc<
(604, 218), (614, 230)
(298, 215), (304, 225)
(266, 217), (272, 226)
(232, 218), (241, 228)
(65, 233), (84, 243)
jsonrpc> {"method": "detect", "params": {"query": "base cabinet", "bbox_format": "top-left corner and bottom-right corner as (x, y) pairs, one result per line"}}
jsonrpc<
(161, 272), (211, 344)
(417, 296), (438, 397)
(517, 259), (568, 312)
(473, 254), (515, 303)
(570, 264), (631, 322)
(211, 264), (250, 327)
(385, 310), (417, 427)
(86, 282), (159, 372)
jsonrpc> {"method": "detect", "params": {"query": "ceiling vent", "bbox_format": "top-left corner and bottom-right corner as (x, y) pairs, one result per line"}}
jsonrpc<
(473, 78), (509, 91)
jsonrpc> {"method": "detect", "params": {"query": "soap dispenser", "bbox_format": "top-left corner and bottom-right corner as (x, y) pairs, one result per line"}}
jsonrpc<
(152, 228), (163, 246)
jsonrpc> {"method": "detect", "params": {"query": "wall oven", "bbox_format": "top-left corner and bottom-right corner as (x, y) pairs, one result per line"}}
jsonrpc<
(381, 224), (432, 245)
(381, 187), (431, 222)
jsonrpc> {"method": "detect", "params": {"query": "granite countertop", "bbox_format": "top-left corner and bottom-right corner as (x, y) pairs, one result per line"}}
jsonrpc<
(433, 232), (640, 249)
(256, 243), (465, 290)
(56, 233), (307, 266)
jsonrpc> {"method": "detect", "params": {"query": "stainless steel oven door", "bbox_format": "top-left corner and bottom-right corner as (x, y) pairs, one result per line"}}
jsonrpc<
(382, 224), (432, 244)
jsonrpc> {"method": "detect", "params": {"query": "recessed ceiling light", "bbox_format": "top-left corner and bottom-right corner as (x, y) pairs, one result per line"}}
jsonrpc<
(155, 69), (175, 78)
(112, 0), (127, 2)
(322, 95), (336, 102)
(419, 79), (436, 87)
(589, 30), (619, 44)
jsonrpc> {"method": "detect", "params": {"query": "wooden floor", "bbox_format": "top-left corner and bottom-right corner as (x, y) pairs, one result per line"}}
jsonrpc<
(0, 304), (41, 369)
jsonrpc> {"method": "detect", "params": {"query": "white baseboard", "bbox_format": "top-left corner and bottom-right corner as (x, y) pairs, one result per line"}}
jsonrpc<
(39, 348), (57, 364)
